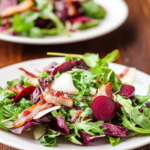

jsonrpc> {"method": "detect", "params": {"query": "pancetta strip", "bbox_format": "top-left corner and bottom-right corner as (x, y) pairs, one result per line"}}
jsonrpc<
(43, 88), (73, 107)
(96, 82), (113, 99)
(13, 95), (53, 128)
(117, 67), (129, 79)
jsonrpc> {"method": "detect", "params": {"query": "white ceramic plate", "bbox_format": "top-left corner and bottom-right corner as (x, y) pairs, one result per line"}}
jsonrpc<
(0, 57), (150, 150)
(0, 0), (128, 45)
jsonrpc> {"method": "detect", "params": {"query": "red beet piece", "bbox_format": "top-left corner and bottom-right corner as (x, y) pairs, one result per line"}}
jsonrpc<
(52, 61), (74, 77)
(91, 96), (117, 121)
(12, 85), (36, 102)
(116, 84), (135, 98)
(52, 59), (89, 77)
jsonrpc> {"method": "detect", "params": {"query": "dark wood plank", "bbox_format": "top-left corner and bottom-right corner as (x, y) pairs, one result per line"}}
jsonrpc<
(0, 0), (150, 149)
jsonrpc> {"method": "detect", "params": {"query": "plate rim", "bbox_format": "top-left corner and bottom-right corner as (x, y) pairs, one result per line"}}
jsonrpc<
(0, 57), (150, 150)
(0, 0), (129, 45)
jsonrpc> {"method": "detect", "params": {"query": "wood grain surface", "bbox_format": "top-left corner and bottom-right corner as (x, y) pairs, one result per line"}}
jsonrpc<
(0, 0), (150, 149)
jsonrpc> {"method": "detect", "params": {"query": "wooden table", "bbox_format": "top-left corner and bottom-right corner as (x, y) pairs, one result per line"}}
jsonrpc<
(0, 0), (150, 149)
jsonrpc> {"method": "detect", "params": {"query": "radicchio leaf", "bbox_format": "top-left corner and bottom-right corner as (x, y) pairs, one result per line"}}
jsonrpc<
(100, 123), (128, 137)
(11, 122), (41, 134)
(54, 0), (68, 23)
(46, 116), (69, 135)
(34, 116), (51, 123)
(116, 84), (135, 98)
(52, 59), (89, 77)
(38, 78), (50, 92)
(78, 131), (105, 145)
(12, 85), (36, 102)
(31, 88), (41, 104)
(70, 16), (92, 23)
(44, 62), (57, 70)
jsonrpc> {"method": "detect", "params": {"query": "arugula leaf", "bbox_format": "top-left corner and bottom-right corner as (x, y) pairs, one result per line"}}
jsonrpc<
(79, 21), (100, 30)
(108, 136), (120, 146)
(0, 87), (16, 105)
(70, 68), (93, 95)
(80, 108), (92, 118)
(51, 110), (65, 120)
(100, 50), (120, 67)
(135, 85), (150, 104)
(28, 27), (43, 38)
(81, 1), (106, 19)
(0, 109), (10, 131)
(83, 53), (100, 68)
(68, 119), (104, 137)
(39, 72), (50, 79)
(115, 95), (150, 131)
(59, 106), (71, 122)
(42, 28), (60, 35)
(91, 67), (122, 93)
(47, 50), (119, 68)
(2, 98), (32, 123)
(12, 14), (34, 32)
(63, 133), (82, 145)
(35, 0), (66, 34)
(40, 129), (60, 146)
(7, 79), (20, 87)
(117, 112), (150, 134)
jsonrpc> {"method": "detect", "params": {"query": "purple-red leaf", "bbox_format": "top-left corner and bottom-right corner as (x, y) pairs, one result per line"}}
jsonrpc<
(44, 62), (57, 70)
(78, 131), (104, 145)
(116, 84), (135, 98)
(100, 123), (128, 137)
(38, 78), (50, 92)
(31, 88), (41, 104)
(34, 116), (51, 123)
(46, 116), (69, 135)
(70, 16), (92, 23)
(11, 122), (40, 134)
(12, 85), (36, 102)
(52, 59), (89, 77)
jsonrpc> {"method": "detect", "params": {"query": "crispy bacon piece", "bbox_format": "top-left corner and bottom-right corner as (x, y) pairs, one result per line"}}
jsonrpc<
(13, 95), (53, 128)
(1, 0), (34, 18)
(66, 0), (76, 17)
(8, 84), (24, 95)
(70, 110), (83, 124)
(96, 82), (113, 99)
(19, 68), (38, 78)
(117, 67), (129, 79)
(43, 88), (73, 107)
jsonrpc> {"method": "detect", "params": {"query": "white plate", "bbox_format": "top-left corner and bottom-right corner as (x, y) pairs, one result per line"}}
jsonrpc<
(0, 57), (150, 150)
(0, 0), (128, 45)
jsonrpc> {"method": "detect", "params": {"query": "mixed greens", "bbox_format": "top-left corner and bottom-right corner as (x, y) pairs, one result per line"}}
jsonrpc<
(0, 0), (106, 38)
(0, 50), (150, 147)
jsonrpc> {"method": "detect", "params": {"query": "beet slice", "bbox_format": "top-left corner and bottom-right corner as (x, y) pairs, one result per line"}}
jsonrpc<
(12, 85), (36, 102)
(91, 96), (117, 121)
(116, 84), (135, 98)
(52, 61), (74, 77)
(52, 59), (89, 77)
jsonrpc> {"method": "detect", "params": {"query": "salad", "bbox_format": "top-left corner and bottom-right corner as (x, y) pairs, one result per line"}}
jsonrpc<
(0, 50), (150, 147)
(0, 0), (106, 38)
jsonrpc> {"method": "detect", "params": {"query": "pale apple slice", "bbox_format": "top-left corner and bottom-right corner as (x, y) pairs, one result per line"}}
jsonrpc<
(33, 106), (61, 120)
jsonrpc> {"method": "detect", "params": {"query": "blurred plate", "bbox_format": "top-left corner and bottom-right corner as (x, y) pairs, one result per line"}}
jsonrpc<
(0, 57), (150, 150)
(0, 0), (128, 45)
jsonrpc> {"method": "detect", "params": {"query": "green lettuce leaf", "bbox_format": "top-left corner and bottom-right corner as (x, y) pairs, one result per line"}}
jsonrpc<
(68, 119), (104, 137)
